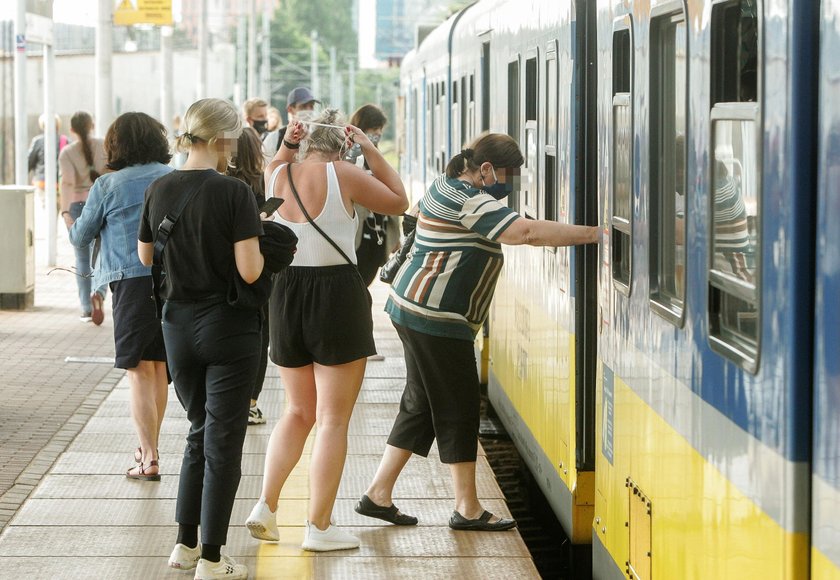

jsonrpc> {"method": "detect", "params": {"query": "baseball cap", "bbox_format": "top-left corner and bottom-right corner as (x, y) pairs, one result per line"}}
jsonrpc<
(287, 87), (320, 108)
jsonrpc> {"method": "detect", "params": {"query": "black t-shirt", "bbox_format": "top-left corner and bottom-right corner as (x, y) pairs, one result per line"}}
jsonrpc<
(139, 169), (263, 301)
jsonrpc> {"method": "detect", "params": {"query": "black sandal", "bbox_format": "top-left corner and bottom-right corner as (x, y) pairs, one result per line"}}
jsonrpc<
(354, 494), (418, 525)
(448, 510), (516, 531)
(126, 460), (161, 482)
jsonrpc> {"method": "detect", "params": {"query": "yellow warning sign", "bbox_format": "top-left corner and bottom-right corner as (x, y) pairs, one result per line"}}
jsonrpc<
(114, 0), (173, 26)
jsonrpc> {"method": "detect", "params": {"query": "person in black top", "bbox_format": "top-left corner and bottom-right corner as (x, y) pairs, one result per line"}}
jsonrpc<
(138, 98), (264, 580)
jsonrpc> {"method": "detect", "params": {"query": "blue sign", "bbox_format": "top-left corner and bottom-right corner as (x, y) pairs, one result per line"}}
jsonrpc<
(602, 366), (614, 465)
(16, 34), (26, 52)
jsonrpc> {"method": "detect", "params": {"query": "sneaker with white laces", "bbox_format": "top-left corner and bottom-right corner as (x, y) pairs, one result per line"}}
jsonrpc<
(246, 498), (279, 541)
(194, 555), (247, 580)
(168, 543), (201, 570)
(247, 405), (266, 425)
(301, 520), (360, 552)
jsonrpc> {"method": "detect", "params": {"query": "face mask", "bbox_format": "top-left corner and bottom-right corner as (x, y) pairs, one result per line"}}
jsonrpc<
(482, 166), (514, 200)
(252, 119), (268, 135)
(366, 133), (381, 145)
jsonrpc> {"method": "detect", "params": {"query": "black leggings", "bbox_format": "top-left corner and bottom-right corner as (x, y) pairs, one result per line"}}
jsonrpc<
(162, 298), (261, 546)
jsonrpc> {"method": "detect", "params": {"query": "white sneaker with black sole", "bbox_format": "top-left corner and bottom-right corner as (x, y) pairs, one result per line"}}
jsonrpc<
(246, 498), (279, 541)
(168, 542), (201, 570)
(301, 520), (360, 551)
(194, 555), (247, 580)
(248, 405), (266, 425)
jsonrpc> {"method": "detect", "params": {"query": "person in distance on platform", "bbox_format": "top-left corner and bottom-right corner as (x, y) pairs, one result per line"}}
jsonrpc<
(28, 113), (68, 211)
(242, 97), (270, 137)
(69, 112), (173, 483)
(226, 126), (272, 427)
(59, 111), (109, 324)
(139, 98), (266, 580)
(267, 106), (282, 132)
(355, 133), (600, 532)
(261, 86), (320, 156)
(245, 109), (408, 551)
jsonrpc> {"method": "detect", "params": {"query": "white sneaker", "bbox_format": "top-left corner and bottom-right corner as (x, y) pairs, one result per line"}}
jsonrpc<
(168, 542), (201, 570)
(247, 405), (266, 425)
(246, 498), (279, 541)
(194, 555), (248, 580)
(301, 520), (360, 552)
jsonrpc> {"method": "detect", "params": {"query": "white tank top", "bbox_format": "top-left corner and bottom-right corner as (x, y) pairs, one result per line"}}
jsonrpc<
(268, 162), (358, 267)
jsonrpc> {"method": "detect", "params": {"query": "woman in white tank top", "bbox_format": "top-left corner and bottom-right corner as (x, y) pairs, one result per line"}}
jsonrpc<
(246, 109), (408, 551)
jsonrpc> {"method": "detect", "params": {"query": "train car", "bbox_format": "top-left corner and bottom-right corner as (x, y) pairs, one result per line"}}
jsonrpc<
(812, 1), (840, 577)
(398, 0), (831, 577)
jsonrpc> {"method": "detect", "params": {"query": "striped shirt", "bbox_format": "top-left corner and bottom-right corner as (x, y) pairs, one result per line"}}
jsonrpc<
(385, 175), (520, 340)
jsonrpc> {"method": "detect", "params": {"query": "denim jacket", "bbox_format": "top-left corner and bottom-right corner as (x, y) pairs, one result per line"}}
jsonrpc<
(69, 162), (173, 289)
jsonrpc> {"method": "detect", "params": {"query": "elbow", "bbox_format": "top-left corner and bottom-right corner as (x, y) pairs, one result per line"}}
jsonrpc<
(396, 198), (410, 214)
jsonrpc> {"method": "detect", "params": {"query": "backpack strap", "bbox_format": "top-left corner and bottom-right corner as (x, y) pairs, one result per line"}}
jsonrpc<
(285, 163), (354, 266)
(151, 180), (204, 318)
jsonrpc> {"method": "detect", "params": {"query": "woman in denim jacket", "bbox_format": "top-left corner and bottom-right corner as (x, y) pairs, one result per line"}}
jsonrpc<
(70, 112), (173, 480)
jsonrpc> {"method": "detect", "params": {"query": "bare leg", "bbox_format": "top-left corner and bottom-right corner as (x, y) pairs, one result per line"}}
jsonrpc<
(364, 444), (412, 507)
(127, 360), (168, 470)
(153, 361), (168, 437)
(307, 358), (366, 530)
(450, 461), (503, 523)
(260, 365), (317, 512)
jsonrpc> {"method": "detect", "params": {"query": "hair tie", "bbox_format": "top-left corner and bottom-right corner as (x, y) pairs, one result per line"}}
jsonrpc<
(461, 148), (474, 160)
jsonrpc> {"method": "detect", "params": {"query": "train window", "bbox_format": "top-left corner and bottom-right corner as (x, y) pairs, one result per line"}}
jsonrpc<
(508, 58), (521, 210)
(452, 80), (461, 152)
(468, 74), (475, 142)
(413, 89), (419, 163)
(709, 0), (760, 371)
(525, 56), (537, 122)
(612, 25), (632, 293)
(650, 9), (687, 323)
(711, 0), (758, 104)
(709, 110), (760, 369)
(461, 76), (468, 147)
(544, 51), (558, 223)
(482, 42), (490, 132)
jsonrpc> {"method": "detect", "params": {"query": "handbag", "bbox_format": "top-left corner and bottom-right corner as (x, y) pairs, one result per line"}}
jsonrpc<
(379, 213), (417, 285)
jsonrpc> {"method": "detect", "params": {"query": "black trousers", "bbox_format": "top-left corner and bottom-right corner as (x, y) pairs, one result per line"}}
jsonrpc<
(252, 302), (269, 400)
(387, 322), (480, 463)
(162, 298), (260, 546)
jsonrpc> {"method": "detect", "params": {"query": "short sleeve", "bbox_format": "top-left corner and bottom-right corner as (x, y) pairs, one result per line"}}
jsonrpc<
(458, 193), (520, 241)
(138, 186), (154, 243)
(230, 180), (263, 243)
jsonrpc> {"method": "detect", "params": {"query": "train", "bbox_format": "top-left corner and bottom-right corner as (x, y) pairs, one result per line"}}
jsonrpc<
(395, 0), (839, 578)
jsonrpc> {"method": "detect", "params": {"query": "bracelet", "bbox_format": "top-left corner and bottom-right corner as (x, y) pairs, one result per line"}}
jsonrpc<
(283, 139), (300, 150)
(60, 211), (70, 217)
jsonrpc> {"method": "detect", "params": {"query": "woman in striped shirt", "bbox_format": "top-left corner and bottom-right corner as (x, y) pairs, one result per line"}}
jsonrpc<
(355, 133), (600, 531)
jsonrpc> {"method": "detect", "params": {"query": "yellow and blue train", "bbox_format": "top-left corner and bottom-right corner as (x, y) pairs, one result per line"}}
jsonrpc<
(397, 0), (839, 578)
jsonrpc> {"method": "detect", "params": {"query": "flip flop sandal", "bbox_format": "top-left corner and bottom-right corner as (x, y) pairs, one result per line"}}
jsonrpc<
(126, 460), (161, 482)
(354, 494), (418, 525)
(133, 447), (159, 464)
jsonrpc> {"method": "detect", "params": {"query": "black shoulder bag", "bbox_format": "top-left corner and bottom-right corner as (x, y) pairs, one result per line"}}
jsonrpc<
(379, 213), (417, 285)
(286, 163), (354, 265)
(151, 182), (203, 319)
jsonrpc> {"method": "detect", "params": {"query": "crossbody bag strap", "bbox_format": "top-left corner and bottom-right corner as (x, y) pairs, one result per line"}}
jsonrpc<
(285, 163), (353, 265)
(151, 179), (204, 318)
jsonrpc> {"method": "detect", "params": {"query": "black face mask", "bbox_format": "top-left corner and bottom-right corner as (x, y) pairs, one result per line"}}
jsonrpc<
(252, 120), (268, 135)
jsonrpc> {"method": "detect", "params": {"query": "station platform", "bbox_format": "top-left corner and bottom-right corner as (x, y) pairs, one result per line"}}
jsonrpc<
(0, 230), (538, 578)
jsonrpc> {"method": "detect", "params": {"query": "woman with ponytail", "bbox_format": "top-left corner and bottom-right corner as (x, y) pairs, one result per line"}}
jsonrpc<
(355, 133), (600, 533)
(59, 111), (108, 323)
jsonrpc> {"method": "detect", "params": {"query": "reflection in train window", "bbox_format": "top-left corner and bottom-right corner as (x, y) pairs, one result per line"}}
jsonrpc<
(650, 10), (687, 322)
(612, 27), (632, 293)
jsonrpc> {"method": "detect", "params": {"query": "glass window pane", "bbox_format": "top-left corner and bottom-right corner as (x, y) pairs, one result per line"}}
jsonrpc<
(614, 100), (632, 221)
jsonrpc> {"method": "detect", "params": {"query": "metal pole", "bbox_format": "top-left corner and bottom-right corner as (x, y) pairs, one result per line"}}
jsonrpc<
(160, 26), (174, 132)
(310, 30), (319, 99)
(260, 1), (271, 101)
(13, 0), (27, 185)
(329, 46), (337, 108)
(247, 0), (257, 98)
(348, 58), (355, 113)
(44, 43), (57, 266)
(235, 11), (246, 106)
(95, 0), (113, 135)
(197, 0), (208, 99)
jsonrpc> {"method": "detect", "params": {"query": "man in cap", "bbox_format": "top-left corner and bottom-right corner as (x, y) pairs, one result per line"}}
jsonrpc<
(262, 87), (320, 156)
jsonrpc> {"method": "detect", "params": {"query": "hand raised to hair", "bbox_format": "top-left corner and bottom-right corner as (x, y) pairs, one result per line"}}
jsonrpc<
(287, 121), (307, 144)
(345, 124), (373, 150)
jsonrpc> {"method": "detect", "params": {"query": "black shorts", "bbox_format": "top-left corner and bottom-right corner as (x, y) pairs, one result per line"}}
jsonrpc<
(110, 276), (167, 369)
(269, 264), (376, 368)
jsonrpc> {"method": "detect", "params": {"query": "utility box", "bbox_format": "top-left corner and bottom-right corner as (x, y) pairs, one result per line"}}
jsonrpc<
(0, 186), (35, 309)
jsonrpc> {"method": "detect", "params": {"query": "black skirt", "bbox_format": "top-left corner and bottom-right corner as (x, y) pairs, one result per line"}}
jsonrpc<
(110, 276), (167, 369)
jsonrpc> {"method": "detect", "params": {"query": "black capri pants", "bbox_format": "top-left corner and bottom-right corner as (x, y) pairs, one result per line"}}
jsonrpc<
(387, 322), (480, 464)
(162, 297), (261, 547)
